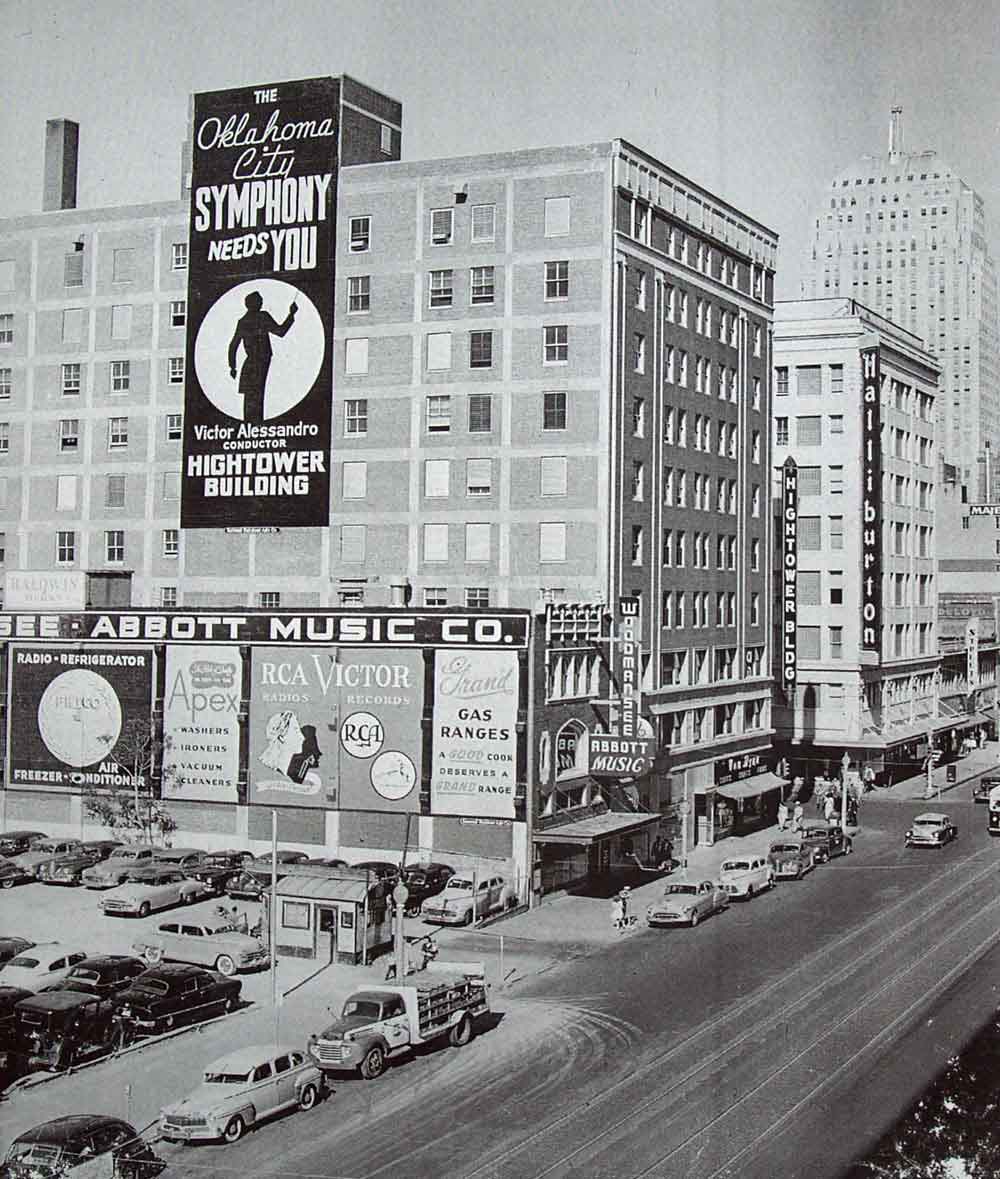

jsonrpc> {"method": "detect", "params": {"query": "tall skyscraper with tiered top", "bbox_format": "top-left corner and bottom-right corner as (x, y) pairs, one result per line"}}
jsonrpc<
(801, 108), (999, 495)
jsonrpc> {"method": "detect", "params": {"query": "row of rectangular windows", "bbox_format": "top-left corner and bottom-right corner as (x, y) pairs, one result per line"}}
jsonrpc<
(660, 589), (758, 630)
(0, 358), (185, 399)
(344, 326), (570, 373)
(662, 531), (759, 572)
(0, 244), (188, 295)
(349, 260), (571, 313)
(662, 409), (761, 459)
(659, 698), (768, 747)
(658, 472), (762, 516)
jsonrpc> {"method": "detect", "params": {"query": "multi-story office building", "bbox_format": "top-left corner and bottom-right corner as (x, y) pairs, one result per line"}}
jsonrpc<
(771, 298), (984, 782)
(0, 88), (778, 873)
(800, 108), (1000, 494)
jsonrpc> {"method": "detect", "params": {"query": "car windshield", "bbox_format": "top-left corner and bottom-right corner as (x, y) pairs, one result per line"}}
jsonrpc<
(129, 978), (169, 995)
(68, 969), (100, 982)
(342, 999), (383, 1019)
(32, 842), (59, 853)
(205, 1070), (251, 1084)
(7, 956), (40, 969)
(662, 884), (697, 896)
(771, 844), (799, 854)
(7, 1143), (64, 1165)
(447, 878), (473, 892)
(722, 861), (750, 872)
(915, 818), (942, 828)
(125, 874), (156, 885)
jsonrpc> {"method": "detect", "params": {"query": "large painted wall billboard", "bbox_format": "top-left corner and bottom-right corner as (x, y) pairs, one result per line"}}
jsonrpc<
(248, 647), (423, 811)
(430, 650), (518, 819)
(7, 646), (153, 790)
(161, 645), (241, 804)
(181, 76), (340, 529)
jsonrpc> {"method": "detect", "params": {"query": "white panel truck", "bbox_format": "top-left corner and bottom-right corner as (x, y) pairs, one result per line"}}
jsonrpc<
(306, 962), (488, 1080)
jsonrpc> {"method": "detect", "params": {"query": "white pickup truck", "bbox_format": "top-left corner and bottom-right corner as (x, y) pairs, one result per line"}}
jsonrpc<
(306, 961), (488, 1080)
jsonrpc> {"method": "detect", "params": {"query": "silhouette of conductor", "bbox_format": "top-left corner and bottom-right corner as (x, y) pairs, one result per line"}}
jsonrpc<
(228, 292), (297, 423)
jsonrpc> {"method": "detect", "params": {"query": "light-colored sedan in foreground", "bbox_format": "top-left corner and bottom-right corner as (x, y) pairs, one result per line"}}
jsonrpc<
(905, 812), (958, 848)
(646, 878), (730, 927)
(132, 919), (270, 976)
(159, 1044), (324, 1143)
(99, 866), (209, 917)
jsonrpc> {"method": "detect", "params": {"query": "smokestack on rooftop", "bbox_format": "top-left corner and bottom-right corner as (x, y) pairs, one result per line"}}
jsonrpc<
(43, 119), (79, 212)
(888, 106), (903, 160)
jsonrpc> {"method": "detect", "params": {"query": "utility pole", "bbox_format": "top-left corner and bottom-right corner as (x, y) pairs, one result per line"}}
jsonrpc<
(925, 726), (935, 800)
(840, 752), (850, 830)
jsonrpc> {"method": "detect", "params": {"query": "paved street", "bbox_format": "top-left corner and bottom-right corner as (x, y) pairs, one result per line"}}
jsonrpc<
(1, 761), (998, 1177)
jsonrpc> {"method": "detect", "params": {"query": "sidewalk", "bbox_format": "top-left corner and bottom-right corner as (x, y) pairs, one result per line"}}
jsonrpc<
(881, 739), (998, 802)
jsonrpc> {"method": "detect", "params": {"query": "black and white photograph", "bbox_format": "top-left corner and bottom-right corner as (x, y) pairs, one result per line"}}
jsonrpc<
(0, 1), (998, 1176)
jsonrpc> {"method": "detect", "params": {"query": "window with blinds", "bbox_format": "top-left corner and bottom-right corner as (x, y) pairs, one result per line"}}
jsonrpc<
(796, 366), (821, 396)
(797, 627), (821, 659)
(798, 571), (821, 605)
(796, 416), (821, 445)
(798, 516), (821, 550)
(64, 253), (83, 287)
(798, 466), (821, 496)
(466, 458), (492, 496)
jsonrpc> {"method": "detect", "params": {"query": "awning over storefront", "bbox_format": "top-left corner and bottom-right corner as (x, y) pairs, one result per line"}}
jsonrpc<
(533, 811), (661, 846)
(716, 771), (786, 802)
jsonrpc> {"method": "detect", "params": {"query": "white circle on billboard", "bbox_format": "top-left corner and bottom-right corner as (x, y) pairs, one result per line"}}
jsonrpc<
(37, 669), (122, 767)
(193, 278), (325, 421)
(339, 711), (384, 760)
(370, 751), (417, 801)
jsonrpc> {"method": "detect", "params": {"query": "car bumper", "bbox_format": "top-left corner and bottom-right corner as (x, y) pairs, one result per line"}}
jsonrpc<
(101, 900), (141, 914)
(420, 909), (465, 924)
(308, 1039), (364, 1069)
(646, 912), (692, 925)
(773, 863), (806, 878)
(905, 835), (946, 846)
(721, 883), (751, 897)
(160, 1118), (218, 1141)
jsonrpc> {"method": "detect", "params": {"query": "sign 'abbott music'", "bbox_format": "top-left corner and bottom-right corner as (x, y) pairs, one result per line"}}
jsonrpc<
(181, 77), (339, 528)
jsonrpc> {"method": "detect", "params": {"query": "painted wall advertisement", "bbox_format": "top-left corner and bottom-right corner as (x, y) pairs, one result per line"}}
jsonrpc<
(161, 645), (241, 804)
(781, 456), (798, 694)
(860, 346), (883, 652)
(248, 647), (423, 810)
(430, 650), (518, 819)
(181, 76), (339, 528)
(7, 646), (153, 790)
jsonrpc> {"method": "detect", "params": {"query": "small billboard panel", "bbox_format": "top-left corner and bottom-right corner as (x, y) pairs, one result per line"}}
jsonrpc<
(161, 645), (241, 804)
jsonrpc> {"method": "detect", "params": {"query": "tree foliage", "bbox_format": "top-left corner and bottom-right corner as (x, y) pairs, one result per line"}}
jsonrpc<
(79, 717), (180, 846)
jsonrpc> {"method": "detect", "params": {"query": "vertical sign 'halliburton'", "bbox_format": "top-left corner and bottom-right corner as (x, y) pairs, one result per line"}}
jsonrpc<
(181, 77), (339, 528)
(781, 457), (798, 695)
(860, 347), (883, 651)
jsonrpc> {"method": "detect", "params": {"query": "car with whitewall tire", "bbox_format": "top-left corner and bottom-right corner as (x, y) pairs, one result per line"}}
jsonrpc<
(718, 855), (774, 900)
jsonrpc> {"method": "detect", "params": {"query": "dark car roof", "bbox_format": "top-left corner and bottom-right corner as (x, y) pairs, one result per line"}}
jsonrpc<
(12, 1115), (136, 1147)
(153, 847), (204, 860)
(125, 963), (210, 982)
(0, 830), (46, 841)
(404, 861), (452, 874)
(0, 986), (34, 1007)
(0, 937), (33, 952)
(69, 954), (141, 972)
(15, 989), (100, 1013)
(354, 861), (398, 870)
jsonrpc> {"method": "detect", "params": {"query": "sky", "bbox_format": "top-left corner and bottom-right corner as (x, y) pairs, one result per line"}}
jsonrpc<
(2, 0), (1000, 299)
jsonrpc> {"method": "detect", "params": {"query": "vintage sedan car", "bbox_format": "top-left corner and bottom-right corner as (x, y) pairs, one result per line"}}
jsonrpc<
(81, 844), (159, 888)
(800, 820), (854, 862)
(420, 873), (515, 925)
(905, 812), (959, 848)
(400, 862), (454, 914)
(99, 865), (209, 917)
(645, 878), (729, 927)
(0, 858), (32, 890)
(159, 1043), (323, 1143)
(767, 838), (816, 880)
(0, 831), (47, 858)
(226, 862), (292, 900)
(80, 838), (124, 861)
(972, 773), (1000, 804)
(11, 837), (84, 877)
(0, 986), (34, 1055)
(718, 855), (774, 900)
(152, 847), (210, 873)
(352, 860), (400, 885)
(0, 1115), (163, 1179)
(0, 938), (34, 966)
(131, 919), (269, 976)
(35, 844), (106, 886)
(0, 944), (88, 992)
(49, 955), (148, 1000)
(115, 963), (242, 1035)
(188, 851), (248, 895)
(12, 989), (126, 1071)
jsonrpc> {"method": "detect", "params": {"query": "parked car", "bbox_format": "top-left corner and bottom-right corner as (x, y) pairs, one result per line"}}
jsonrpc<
(11, 838), (83, 877)
(0, 944), (88, 992)
(81, 845), (159, 889)
(718, 855), (774, 900)
(12, 989), (125, 1071)
(972, 773), (1000, 804)
(311, 857), (350, 869)
(645, 878), (729, 927)
(0, 831), (47, 858)
(767, 838), (817, 880)
(159, 1043), (324, 1143)
(227, 862), (291, 901)
(800, 821), (854, 862)
(80, 838), (124, 861)
(0, 1115), (163, 1179)
(99, 865), (209, 917)
(353, 860), (400, 886)
(152, 847), (210, 873)
(188, 851), (248, 895)
(400, 862), (455, 914)
(131, 919), (269, 976)
(0, 937), (34, 966)
(36, 845), (106, 886)
(905, 811), (959, 848)
(0, 859), (32, 890)
(273, 849), (312, 865)
(48, 955), (148, 999)
(115, 964), (242, 1035)
(420, 874), (515, 925)
(0, 986), (34, 1055)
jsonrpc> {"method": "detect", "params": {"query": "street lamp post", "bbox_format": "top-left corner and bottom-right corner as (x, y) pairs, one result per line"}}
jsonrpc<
(840, 752), (850, 830)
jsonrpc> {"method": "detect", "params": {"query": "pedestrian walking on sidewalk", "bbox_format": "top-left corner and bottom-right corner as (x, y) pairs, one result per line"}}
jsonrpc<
(777, 800), (789, 831)
(824, 793), (836, 823)
(793, 801), (804, 831)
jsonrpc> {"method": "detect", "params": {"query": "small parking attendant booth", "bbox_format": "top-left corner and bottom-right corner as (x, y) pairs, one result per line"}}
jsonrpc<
(274, 872), (391, 965)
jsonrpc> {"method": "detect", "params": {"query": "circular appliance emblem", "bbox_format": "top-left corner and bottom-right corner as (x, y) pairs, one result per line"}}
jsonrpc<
(339, 711), (384, 760)
(37, 669), (122, 767)
(370, 751), (417, 801)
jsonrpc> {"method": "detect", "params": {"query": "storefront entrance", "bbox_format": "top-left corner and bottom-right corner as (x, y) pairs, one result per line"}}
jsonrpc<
(316, 905), (336, 963)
